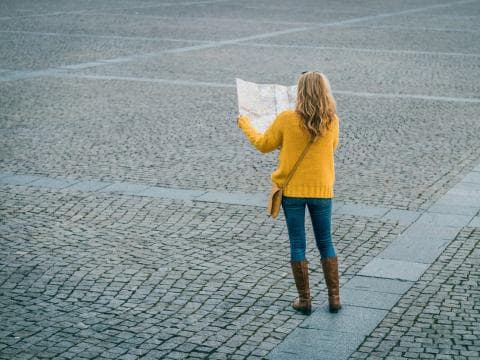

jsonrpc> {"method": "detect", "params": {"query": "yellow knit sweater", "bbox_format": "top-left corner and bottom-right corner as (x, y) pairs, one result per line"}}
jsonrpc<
(238, 110), (339, 198)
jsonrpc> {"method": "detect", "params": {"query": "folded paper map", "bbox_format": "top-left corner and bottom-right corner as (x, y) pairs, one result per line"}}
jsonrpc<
(236, 78), (296, 133)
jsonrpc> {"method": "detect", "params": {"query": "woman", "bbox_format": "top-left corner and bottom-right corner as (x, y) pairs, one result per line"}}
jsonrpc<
(237, 72), (340, 315)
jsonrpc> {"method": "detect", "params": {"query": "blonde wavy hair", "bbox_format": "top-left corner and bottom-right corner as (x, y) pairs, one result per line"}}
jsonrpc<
(295, 71), (337, 140)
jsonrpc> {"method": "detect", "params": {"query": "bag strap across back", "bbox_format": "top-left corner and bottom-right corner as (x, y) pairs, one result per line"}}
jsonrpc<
(282, 137), (314, 190)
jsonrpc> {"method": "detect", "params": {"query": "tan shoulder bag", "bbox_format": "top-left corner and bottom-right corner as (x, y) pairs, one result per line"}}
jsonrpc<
(267, 138), (314, 218)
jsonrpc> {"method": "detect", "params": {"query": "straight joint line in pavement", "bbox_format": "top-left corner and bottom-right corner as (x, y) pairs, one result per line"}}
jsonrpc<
(0, 9), (99, 21)
(0, 172), (422, 226)
(333, 90), (480, 104)
(48, 74), (480, 104)
(240, 42), (480, 58)
(348, 24), (480, 34)
(86, 12), (314, 27)
(0, 30), (212, 44)
(54, 74), (234, 88)
(268, 164), (480, 359)
(0, 0), (236, 21)
(0, 0), (474, 82)
(104, 0), (237, 11)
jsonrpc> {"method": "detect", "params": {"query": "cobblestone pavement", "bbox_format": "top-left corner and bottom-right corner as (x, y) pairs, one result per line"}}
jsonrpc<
(349, 227), (480, 360)
(1, 78), (480, 210)
(0, 186), (403, 359)
(1, 0), (480, 359)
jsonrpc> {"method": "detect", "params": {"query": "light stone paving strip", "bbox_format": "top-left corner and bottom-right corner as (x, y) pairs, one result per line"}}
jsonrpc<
(268, 165), (480, 359)
(85, 12), (313, 27)
(0, 172), (420, 226)
(0, 0), (474, 82)
(240, 42), (480, 58)
(45, 73), (480, 104)
(11, 72), (473, 106)
(0, 0), (236, 20)
(352, 24), (480, 33)
(0, 30), (214, 44)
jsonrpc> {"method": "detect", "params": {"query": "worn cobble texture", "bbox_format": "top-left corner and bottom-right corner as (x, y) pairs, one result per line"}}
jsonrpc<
(0, 186), (403, 359)
(1, 79), (479, 211)
(349, 227), (480, 360)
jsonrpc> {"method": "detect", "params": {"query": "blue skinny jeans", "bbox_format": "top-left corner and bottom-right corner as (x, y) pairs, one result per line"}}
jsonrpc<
(282, 196), (336, 261)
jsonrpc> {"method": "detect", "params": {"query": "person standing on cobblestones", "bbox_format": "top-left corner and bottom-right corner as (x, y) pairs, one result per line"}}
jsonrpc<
(237, 72), (341, 315)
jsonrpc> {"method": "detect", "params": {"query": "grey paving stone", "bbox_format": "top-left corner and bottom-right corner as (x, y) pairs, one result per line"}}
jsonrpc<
(0, 174), (41, 185)
(268, 351), (301, 360)
(427, 202), (479, 216)
(446, 181), (480, 196)
(382, 209), (421, 225)
(342, 276), (413, 295)
(433, 192), (480, 208)
(433, 180), (480, 214)
(137, 186), (205, 201)
(195, 191), (266, 207)
(99, 182), (151, 195)
(468, 216), (480, 227)
(473, 164), (480, 172)
(416, 212), (474, 228)
(29, 177), (80, 189)
(340, 288), (402, 310)
(358, 258), (429, 281)
(67, 180), (113, 192)
(380, 237), (451, 264)
(462, 172), (480, 184)
(300, 305), (387, 335)
(335, 204), (389, 218)
(269, 328), (364, 360)
(0, 172), (14, 180)
(332, 200), (345, 212)
(379, 223), (460, 264)
(399, 222), (461, 241)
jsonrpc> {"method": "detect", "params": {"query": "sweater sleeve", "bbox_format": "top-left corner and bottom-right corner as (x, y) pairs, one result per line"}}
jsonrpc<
(238, 114), (282, 153)
(332, 116), (339, 151)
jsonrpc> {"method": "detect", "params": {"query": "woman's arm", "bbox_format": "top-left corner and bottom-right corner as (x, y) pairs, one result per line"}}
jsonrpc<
(333, 116), (339, 151)
(238, 115), (282, 153)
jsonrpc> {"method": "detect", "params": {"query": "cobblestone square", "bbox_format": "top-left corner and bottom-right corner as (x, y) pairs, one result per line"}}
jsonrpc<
(1, 0), (479, 359)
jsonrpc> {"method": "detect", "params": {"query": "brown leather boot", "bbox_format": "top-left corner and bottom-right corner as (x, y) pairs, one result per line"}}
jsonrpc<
(290, 260), (312, 315)
(321, 256), (342, 313)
